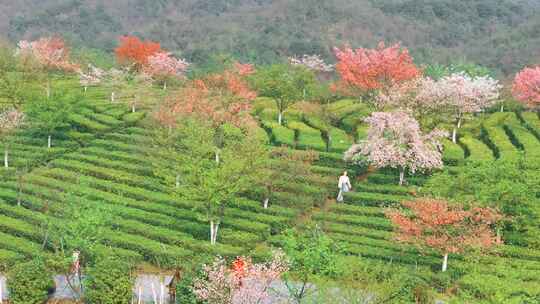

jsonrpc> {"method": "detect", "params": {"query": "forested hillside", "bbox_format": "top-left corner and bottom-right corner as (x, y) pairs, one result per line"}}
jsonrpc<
(1, 0), (539, 75)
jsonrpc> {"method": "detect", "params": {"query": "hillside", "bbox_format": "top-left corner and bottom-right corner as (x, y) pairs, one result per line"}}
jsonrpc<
(1, 0), (540, 75)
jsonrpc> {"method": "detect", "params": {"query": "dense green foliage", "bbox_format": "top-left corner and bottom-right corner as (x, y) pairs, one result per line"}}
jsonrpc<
(83, 256), (134, 304)
(1, 0), (540, 75)
(7, 259), (55, 304)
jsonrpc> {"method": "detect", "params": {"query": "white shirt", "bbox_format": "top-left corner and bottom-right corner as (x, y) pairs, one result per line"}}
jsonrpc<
(338, 175), (351, 189)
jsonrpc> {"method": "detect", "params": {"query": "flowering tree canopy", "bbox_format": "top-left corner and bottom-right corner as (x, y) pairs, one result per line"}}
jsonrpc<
(289, 54), (334, 72)
(0, 108), (25, 168)
(79, 64), (106, 90)
(417, 73), (501, 142)
(115, 36), (162, 67)
(344, 111), (447, 185)
(512, 66), (540, 108)
(193, 252), (288, 304)
(386, 198), (503, 271)
(16, 37), (79, 72)
(334, 42), (420, 97)
(0, 108), (25, 135)
(144, 52), (189, 86)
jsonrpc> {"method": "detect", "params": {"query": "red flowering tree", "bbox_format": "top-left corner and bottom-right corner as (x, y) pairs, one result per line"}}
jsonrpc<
(115, 36), (162, 69)
(143, 52), (189, 89)
(334, 42), (420, 104)
(193, 252), (288, 304)
(512, 66), (540, 109)
(0, 108), (25, 168)
(344, 111), (447, 185)
(386, 198), (503, 272)
(17, 37), (79, 97)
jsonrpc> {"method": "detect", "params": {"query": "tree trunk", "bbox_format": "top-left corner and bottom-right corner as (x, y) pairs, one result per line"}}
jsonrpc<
(457, 116), (462, 129)
(46, 79), (51, 99)
(500, 104), (504, 112)
(215, 149), (220, 164)
(442, 253), (448, 272)
(132, 103), (136, 113)
(399, 168), (405, 186)
(214, 221), (220, 245)
(111, 91), (115, 102)
(452, 127), (457, 144)
(278, 111), (283, 125)
(263, 197), (269, 209)
(175, 174), (180, 189)
(4, 147), (8, 169)
(210, 220), (215, 244)
(84, 86), (87, 93)
(47, 135), (52, 149)
(163, 81), (167, 90)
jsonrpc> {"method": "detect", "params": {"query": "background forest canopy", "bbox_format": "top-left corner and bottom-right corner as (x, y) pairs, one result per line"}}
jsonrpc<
(1, 0), (540, 77)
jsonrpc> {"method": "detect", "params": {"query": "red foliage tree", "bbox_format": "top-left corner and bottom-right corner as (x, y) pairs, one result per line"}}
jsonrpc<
(334, 42), (420, 103)
(386, 198), (503, 272)
(115, 36), (162, 68)
(512, 66), (540, 108)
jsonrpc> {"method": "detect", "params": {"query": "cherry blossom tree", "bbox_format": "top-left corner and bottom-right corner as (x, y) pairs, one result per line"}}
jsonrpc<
(193, 251), (288, 304)
(386, 198), (503, 272)
(16, 37), (79, 98)
(289, 54), (334, 72)
(416, 73), (501, 143)
(143, 52), (189, 89)
(79, 64), (105, 92)
(0, 108), (25, 168)
(334, 42), (420, 104)
(512, 66), (540, 109)
(344, 111), (447, 185)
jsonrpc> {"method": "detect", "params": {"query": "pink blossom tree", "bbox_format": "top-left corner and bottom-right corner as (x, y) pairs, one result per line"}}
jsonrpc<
(289, 54), (334, 72)
(0, 108), (25, 168)
(143, 52), (189, 89)
(512, 66), (540, 109)
(79, 64), (105, 92)
(193, 251), (288, 304)
(16, 37), (79, 98)
(344, 111), (447, 185)
(417, 73), (501, 143)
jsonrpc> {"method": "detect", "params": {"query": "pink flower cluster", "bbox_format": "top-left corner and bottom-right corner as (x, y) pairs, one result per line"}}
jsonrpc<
(17, 37), (79, 72)
(345, 111), (447, 174)
(144, 52), (189, 79)
(416, 73), (501, 114)
(512, 66), (540, 107)
(289, 54), (334, 72)
(79, 64), (106, 87)
(193, 252), (288, 304)
(0, 108), (25, 134)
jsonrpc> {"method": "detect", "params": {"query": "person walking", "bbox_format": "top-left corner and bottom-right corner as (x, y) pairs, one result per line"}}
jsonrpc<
(337, 171), (352, 202)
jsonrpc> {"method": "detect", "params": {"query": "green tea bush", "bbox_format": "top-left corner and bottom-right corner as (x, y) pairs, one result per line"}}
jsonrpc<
(84, 256), (134, 304)
(8, 259), (55, 304)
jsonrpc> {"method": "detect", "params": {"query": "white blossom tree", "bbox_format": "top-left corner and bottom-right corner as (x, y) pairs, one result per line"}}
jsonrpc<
(0, 108), (25, 168)
(345, 111), (447, 185)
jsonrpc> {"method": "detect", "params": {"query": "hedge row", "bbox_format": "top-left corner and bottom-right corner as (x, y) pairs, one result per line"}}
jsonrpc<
(69, 113), (112, 133)
(504, 113), (540, 158)
(366, 172), (427, 186)
(320, 221), (392, 240)
(343, 191), (405, 207)
(25, 172), (271, 238)
(353, 183), (415, 196)
(312, 211), (393, 231)
(286, 121), (326, 151)
(459, 135), (495, 162)
(261, 120), (295, 146)
(0, 231), (41, 257)
(442, 139), (465, 166)
(329, 203), (386, 218)
(519, 112), (540, 138)
(327, 127), (353, 153)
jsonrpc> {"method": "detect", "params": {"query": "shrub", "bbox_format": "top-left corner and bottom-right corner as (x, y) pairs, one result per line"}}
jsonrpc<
(84, 256), (134, 304)
(7, 259), (55, 304)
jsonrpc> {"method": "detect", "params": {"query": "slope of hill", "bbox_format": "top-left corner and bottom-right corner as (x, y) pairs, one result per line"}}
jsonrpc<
(1, 0), (539, 75)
